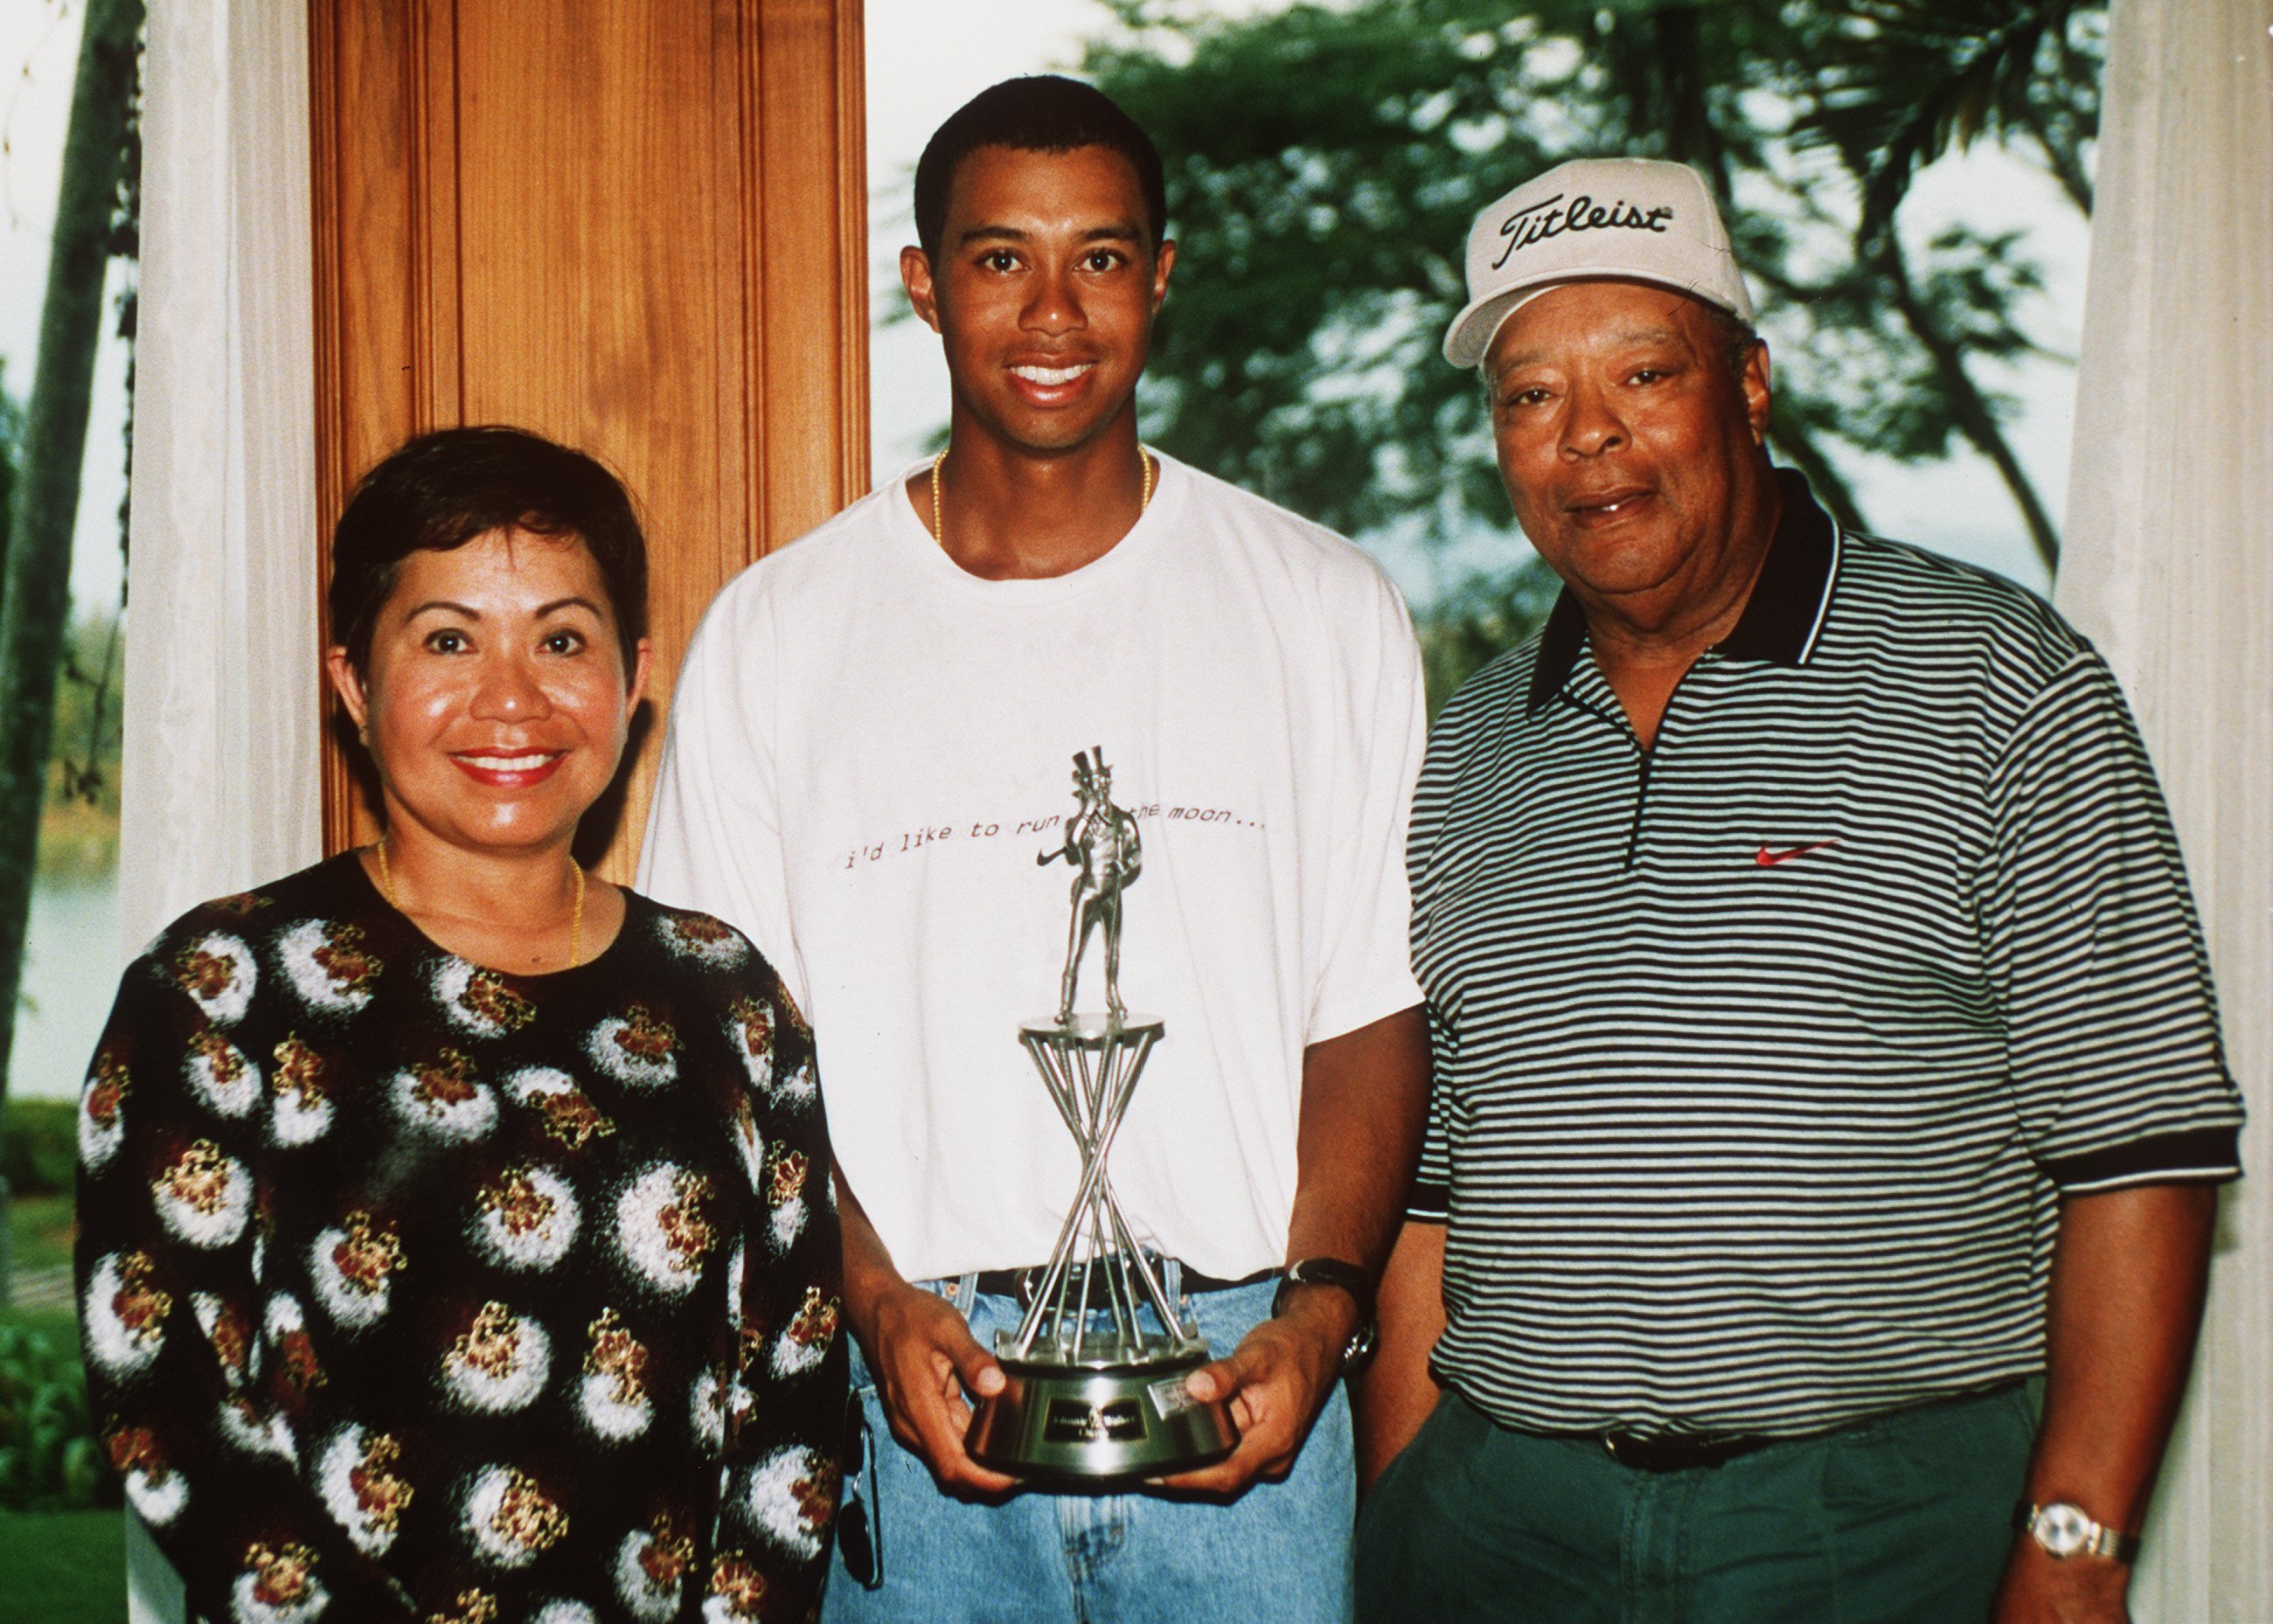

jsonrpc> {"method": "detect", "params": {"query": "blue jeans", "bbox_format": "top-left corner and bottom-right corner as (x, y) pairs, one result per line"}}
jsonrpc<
(823, 1277), (1355, 1624)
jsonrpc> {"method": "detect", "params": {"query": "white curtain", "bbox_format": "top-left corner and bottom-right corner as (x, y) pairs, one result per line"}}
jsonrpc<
(120, 0), (320, 1616)
(2055, 1), (2273, 1617)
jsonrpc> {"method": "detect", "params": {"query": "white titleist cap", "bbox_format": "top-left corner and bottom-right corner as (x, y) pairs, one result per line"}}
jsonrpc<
(1442, 156), (1755, 369)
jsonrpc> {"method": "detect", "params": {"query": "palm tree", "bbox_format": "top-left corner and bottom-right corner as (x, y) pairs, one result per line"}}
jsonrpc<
(1795, 0), (2103, 571)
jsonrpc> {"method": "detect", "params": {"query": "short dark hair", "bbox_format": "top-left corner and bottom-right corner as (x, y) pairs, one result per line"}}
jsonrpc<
(1700, 302), (1764, 391)
(328, 426), (648, 678)
(913, 75), (1168, 263)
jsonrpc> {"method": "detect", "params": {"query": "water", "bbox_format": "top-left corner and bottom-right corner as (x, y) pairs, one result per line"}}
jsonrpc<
(9, 873), (122, 1102)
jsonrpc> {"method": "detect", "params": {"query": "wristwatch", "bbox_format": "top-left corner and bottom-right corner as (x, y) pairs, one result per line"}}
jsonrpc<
(2013, 1500), (2142, 1564)
(1272, 1257), (1379, 1373)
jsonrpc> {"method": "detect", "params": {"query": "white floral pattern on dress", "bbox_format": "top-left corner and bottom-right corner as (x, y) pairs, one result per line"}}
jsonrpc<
(276, 917), (381, 1014)
(727, 1094), (764, 1191)
(105, 1426), (187, 1525)
(724, 996), (773, 1096)
(264, 1295), (325, 1406)
(612, 1514), (696, 1624)
(154, 1140), (254, 1248)
(769, 1287), (839, 1381)
(84, 1250), (172, 1378)
(469, 1164), (580, 1272)
(700, 1551), (769, 1624)
(657, 912), (750, 971)
(172, 933), (257, 1026)
(769, 1057), (817, 1111)
(577, 1308), (653, 1443)
(309, 1212), (405, 1331)
(228, 1544), (330, 1624)
(762, 1143), (810, 1257)
(78, 1051), (129, 1170)
(390, 1048), (497, 1142)
(741, 1446), (834, 1560)
(187, 1030), (261, 1120)
(268, 1035), (334, 1148)
(615, 1163), (718, 1296)
(316, 1425), (414, 1555)
(216, 1395), (295, 1460)
(689, 1367), (726, 1458)
(504, 1066), (617, 1152)
(586, 1005), (679, 1090)
(462, 1464), (569, 1570)
(434, 958), (538, 1041)
(191, 1293), (255, 1389)
(441, 1301), (551, 1413)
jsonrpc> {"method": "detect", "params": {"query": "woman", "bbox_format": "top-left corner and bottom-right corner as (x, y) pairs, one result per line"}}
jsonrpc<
(75, 427), (842, 1624)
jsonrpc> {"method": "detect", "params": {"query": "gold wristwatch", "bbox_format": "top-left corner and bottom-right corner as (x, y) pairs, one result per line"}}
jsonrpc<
(2014, 1500), (2142, 1564)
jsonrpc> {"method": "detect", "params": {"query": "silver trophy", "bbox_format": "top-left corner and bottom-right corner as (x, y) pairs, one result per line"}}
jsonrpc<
(964, 748), (1240, 1480)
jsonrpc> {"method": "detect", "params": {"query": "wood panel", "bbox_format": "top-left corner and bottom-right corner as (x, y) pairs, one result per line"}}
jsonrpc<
(309, 0), (869, 880)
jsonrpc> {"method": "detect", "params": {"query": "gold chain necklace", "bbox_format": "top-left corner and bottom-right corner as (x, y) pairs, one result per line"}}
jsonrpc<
(374, 836), (586, 968)
(928, 445), (1155, 548)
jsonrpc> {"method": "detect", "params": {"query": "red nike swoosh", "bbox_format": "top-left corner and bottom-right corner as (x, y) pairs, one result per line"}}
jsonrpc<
(1755, 840), (1839, 867)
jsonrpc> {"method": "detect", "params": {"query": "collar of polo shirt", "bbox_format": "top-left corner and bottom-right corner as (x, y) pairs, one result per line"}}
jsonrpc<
(1525, 468), (1844, 716)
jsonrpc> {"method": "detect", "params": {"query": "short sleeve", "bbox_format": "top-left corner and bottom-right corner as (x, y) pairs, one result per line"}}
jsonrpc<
(75, 946), (416, 1622)
(1983, 652), (2244, 1190)
(640, 580), (811, 1015)
(1306, 569), (1429, 1043)
(1407, 1005), (1456, 1223)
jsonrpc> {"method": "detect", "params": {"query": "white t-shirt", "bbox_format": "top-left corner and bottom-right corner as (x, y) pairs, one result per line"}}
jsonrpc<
(639, 454), (1426, 1283)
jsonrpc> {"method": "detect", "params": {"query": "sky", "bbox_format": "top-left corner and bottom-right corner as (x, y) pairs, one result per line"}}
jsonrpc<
(0, 0), (2075, 626)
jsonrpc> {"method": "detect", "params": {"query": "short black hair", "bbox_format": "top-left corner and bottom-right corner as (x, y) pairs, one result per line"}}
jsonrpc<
(329, 426), (648, 678)
(913, 75), (1167, 263)
(1700, 302), (1763, 391)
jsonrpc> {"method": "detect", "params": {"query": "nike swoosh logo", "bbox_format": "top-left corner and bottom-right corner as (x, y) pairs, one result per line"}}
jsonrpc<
(1755, 840), (1839, 867)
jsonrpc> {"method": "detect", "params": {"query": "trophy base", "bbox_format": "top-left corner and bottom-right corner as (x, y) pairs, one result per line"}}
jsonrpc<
(967, 1350), (1238, 1482)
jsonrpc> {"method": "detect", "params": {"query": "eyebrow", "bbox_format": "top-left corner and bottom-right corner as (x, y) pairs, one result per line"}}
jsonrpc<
(1491, 324), (1690, 378)
(402, 596), (605, 621)
(956, 221), (1145, 247)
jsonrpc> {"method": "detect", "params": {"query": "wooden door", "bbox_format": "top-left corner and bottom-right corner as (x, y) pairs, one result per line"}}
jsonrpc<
(308, 0), (869, 878)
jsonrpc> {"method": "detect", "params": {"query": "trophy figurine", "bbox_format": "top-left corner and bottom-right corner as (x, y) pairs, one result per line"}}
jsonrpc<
(964, 748), (1240, 1480)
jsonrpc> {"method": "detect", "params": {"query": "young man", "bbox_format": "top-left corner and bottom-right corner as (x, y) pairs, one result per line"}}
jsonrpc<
(642, 77), (1429, 1623)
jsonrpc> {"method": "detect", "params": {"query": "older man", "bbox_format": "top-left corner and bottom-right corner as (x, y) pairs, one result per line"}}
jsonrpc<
(1352, 156), (2242, 1624)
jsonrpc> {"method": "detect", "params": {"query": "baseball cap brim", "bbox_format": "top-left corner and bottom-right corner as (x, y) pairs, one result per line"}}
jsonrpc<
(1443, 270), (1748, 370)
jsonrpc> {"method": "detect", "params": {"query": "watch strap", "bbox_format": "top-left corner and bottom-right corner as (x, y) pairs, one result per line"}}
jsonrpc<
(1272, 1257), (1379, 1371)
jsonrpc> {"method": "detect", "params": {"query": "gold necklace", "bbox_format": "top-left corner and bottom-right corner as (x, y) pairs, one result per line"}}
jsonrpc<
(373, 836), (586, 968)
(928, 445), (1155, 548)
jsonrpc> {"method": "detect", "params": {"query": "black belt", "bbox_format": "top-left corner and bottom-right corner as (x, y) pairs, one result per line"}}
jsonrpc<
(1539, 1380), (2025, 1475)
(967, 1260), (1279, 1308)
(1594, 1431), (1778, 1472)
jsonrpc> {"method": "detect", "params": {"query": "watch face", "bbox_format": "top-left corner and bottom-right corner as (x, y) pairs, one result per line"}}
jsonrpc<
(2035, 1503), (2094, 1558)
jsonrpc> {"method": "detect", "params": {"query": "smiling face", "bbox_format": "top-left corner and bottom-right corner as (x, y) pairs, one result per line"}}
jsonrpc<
(1485, 280), (1774, 616)
(327, 529), (650, 858)
(901, 142), (1173, 458)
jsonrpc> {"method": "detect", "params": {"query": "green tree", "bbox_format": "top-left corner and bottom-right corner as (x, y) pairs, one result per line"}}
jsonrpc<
(1082, 0), (2098, 697)
(0, 0), (144, 1184)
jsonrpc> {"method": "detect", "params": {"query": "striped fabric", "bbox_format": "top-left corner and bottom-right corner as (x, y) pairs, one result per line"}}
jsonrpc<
(1407, 472), (2243, 1437)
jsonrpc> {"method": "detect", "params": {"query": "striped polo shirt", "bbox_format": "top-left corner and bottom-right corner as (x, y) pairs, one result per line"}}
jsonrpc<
(1407, 470), (2243, 1438)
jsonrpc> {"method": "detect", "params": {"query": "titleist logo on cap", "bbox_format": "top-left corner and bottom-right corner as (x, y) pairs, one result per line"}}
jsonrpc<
(1442, 156), (1755, 368)
(1492, 193), (1675, 270)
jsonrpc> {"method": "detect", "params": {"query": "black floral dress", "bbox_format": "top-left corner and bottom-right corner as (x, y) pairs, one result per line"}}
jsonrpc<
(74, 852), (843, 1624)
